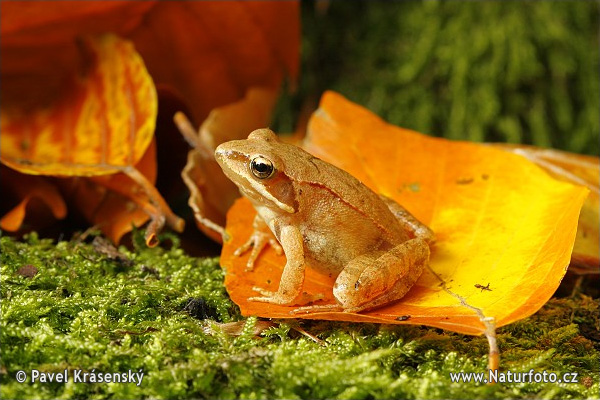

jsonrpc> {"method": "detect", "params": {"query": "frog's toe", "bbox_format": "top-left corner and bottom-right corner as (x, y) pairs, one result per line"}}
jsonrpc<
(291, 304), (343, 314)
(233, 241), (252, 257)
(244, 258), (257, 272)
(251, 286), (276, 297)
(248, 295), (290, 305)
(269, 239), (283, 255)
(249, 287), (298, 305)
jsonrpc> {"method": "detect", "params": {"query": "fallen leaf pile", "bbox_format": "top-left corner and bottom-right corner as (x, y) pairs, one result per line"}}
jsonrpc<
(221, 92), (589, 335)
(1, 2), (596, 338)
(0, 1), (299, 244)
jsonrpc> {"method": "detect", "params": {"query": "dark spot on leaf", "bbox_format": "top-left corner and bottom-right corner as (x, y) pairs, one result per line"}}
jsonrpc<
(407, 182), (420, 192)
(474, 283), (492, 292)
(456, 177), (474, 184)
(396, 315), (411, 321)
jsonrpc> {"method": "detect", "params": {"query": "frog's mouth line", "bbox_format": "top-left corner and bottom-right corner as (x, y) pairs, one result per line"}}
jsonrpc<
(240, 181), (295, 214)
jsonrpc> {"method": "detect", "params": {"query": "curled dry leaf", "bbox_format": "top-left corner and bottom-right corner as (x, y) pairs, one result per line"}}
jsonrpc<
(492, 144), (599, 274)
(0, 34), (183, 245)
(1, 1), (298, 244)
(56, 138), (170, 246)
(178, 88), (278, 242)
(0, 165), (67, 232)
(221, 91), (588, 335)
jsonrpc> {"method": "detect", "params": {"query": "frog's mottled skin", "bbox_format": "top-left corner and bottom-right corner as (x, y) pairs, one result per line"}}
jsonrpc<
(215, 129), (434, 313)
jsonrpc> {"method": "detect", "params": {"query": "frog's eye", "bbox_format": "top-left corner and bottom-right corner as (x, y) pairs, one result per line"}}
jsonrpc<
(250, 156), (275, 179)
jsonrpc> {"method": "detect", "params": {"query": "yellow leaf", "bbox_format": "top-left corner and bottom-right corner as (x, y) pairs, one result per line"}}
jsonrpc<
(221, 91), (588, 335)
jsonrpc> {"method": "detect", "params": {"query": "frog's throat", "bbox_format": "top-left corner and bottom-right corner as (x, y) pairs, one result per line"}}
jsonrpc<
(241, 183), (295, 214)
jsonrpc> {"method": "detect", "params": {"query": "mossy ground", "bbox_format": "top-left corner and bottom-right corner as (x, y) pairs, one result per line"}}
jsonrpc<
(2, 2), (599, 399)
(1, 233), (598, 400)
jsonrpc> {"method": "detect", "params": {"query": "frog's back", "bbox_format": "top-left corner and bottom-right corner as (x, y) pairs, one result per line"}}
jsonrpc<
(282, 144), (407, 242)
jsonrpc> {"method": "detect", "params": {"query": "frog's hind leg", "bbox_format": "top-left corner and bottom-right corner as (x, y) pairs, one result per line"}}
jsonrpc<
(379, 195), (435, 244)
(335, 238), (429, 313)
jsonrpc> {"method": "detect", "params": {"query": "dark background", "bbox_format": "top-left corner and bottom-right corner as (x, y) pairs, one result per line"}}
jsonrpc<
(274, 1), (600, 156)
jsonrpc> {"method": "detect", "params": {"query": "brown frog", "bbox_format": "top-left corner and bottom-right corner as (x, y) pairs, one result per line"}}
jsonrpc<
(215, 129), (434, 312)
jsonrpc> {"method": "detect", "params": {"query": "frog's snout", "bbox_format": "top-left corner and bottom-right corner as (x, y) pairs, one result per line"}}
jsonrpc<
(214, 145), (228, 165)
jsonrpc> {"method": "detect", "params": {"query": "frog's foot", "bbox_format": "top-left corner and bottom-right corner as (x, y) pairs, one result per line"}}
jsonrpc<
(248, 287), (296, 305)
(234, 232), (283, 271)
(291, 303), (343, 314)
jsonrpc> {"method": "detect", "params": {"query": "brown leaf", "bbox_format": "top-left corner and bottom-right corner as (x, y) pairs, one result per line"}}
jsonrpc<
(56, 138), (182, 246)
(1, 1), (298, 243)
(131, 1), (299, 123)
(220, 92), (588, 335)
(1, 34), (183, 245)
(1, 1), (299, 123)
(0, 166), (67, 232)
(0, 1), (155, 111)
(16, 264), (38, 278)
(179, 88), (278, 242)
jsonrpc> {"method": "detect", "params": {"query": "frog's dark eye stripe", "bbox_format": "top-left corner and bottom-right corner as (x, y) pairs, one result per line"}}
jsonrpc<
(250, 156), (275, 179)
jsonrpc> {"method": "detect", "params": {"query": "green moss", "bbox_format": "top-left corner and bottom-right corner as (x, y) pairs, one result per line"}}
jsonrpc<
(275, 1), (599, 155)
(1, 233), (598, 399)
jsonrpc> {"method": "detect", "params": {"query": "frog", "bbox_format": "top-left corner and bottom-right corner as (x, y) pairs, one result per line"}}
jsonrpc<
(215, 129), (434, 313)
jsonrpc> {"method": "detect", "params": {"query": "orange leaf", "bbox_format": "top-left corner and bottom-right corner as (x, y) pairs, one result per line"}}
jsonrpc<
(57, 138), (165, 245)
(0, 1), (155, 112)
(1, 34), (156, 176)
(131, 1), (299, 123)
(1, 34), (182, 244)
(1, 1), (299, 124)
(0, 166), (67, 232)
(221, 91), (588, 335)
(1, 2), (297, 243)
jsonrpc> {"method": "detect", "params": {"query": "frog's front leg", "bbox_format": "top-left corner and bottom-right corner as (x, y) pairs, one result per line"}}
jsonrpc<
(248, 224), (306, 305)
(334, 238), (429, 312)
(234, 215), (283, 271)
